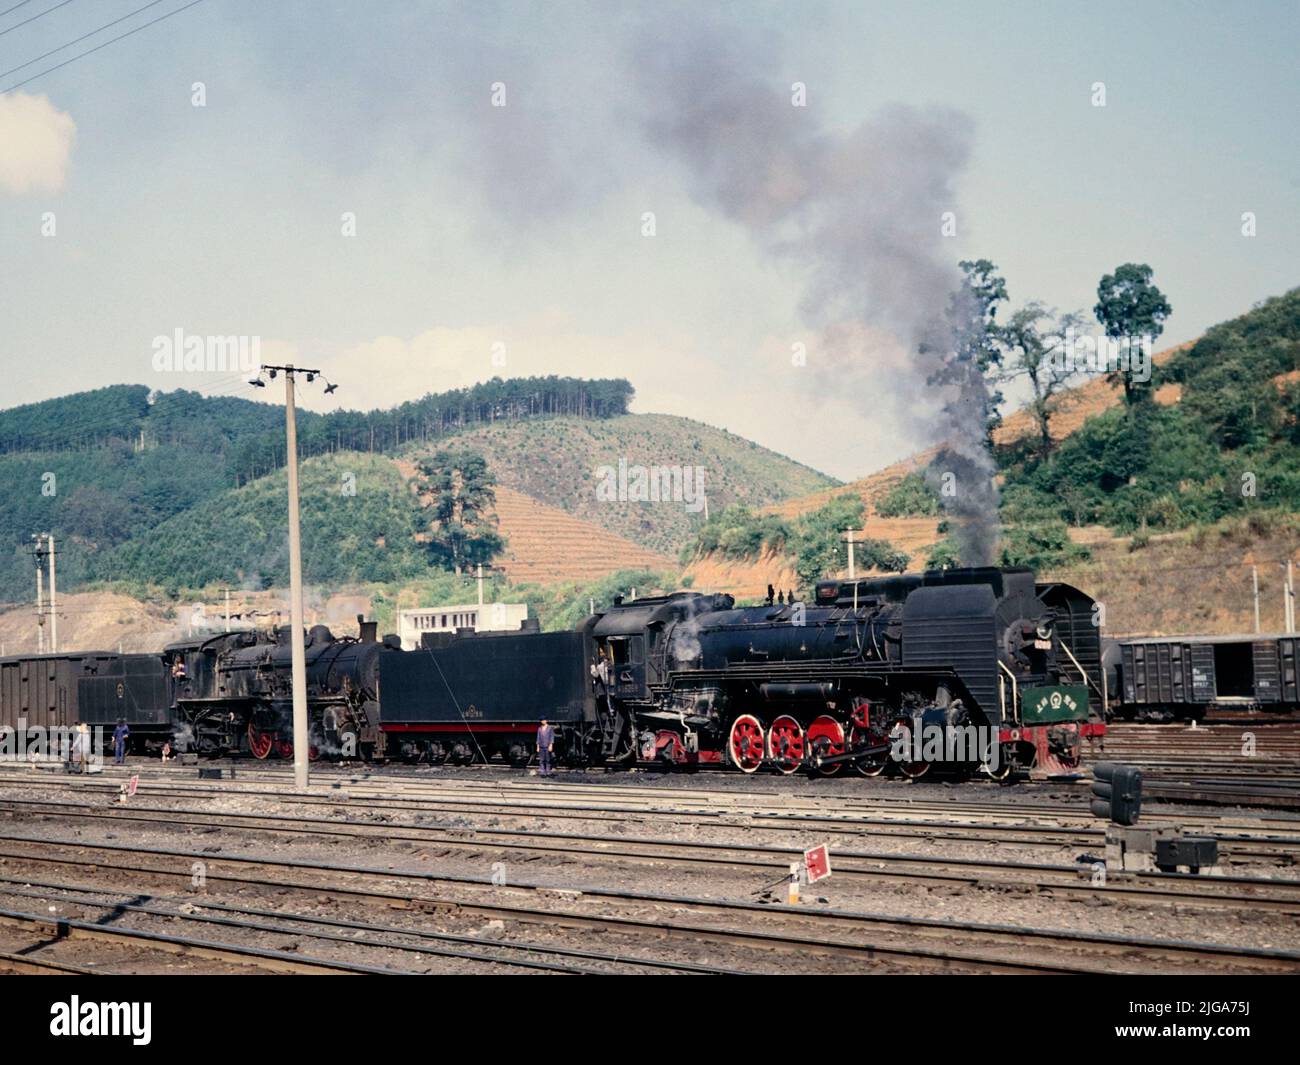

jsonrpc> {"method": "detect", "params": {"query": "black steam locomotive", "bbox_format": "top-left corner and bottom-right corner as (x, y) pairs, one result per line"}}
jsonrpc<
(566, 566), (1105, 778)
(0, 566), (1107, 779)
(161, 621), (388, 760)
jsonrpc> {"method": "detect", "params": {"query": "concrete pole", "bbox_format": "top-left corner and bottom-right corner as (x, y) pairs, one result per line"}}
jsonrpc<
(48, 534), (57, 653)
(35, 551), (45, 654)
(1252, 565), (1261, 634)
(225, 587), (232, 630)
(847, 533), (856, 580)
(477, 564), (484, 608)
(1288, 560), (1295, 634)
(284, 370), (309, 791)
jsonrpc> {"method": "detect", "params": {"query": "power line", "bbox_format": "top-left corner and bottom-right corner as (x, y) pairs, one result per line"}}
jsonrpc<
(0, 0), (167, 82)
(0, 0), (75, 39)
(0, 2), (37, 19)
(0, 0), (205, 95)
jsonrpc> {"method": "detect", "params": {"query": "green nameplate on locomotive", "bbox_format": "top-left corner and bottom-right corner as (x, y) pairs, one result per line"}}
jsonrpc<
(1021, 685), (1089, 724)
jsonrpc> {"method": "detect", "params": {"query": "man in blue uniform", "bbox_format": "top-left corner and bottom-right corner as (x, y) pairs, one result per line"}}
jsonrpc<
(112, 719), (130, 765)
(536, 718), (554, 777)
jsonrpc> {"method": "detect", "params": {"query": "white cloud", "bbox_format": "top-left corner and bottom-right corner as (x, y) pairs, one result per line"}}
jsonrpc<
(0, 92), (75, 195)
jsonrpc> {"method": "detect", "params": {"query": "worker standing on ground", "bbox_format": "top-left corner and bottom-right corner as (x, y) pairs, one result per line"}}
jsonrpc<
(536, 718), (554, 778)
(112, 718), (130, 766)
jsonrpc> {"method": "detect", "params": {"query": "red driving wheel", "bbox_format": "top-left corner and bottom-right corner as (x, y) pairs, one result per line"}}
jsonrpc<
(806, 715), (846, 777)
(728, 714), (765, 773)
(766, 715), (805, 775)
(247, 723), (273, 760)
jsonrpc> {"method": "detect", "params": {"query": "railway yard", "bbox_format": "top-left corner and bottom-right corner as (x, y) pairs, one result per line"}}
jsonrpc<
(1, 722), (1298, 976)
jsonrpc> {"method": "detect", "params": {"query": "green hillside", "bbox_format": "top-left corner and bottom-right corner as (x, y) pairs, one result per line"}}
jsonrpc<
(99, 453), (433, 591)
(999, 288), (1300, 540)
(418, 413), (837, 556)
(0, 376), (831, 602)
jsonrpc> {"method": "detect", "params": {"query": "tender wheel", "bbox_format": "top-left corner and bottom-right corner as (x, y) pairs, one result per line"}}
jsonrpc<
(806, 715), (846, 777)
(848, 725), (887, 777)
(766, 715), (805, 775)
(247, 723), (273, 760)
(728, 714), (765, 773)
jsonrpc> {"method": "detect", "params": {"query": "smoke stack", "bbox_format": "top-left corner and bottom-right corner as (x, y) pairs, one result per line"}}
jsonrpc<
(357, 614), (378, 643)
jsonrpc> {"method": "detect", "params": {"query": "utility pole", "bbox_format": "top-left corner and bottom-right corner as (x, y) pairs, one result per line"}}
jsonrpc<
(250, 363), (338, 791)
(48, 534), (57, 653)
(1286, 560), (1295, 634)
(225, 587), (232, 630)
(34, 541), (45, 654)
(1252, 565), (1261, 634)
(842, 529), (862, 611)
(476, 564), (484, 609)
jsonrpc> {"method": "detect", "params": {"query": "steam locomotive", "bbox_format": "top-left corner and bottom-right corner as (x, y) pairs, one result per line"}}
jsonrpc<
(0, 566), (1107, 779)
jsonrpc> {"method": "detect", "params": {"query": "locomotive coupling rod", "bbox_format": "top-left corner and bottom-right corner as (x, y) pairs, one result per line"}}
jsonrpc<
(810, 740), (890, 769)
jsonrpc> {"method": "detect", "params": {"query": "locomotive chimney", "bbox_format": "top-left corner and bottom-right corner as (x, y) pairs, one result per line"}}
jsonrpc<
(357, 614), (379, 643)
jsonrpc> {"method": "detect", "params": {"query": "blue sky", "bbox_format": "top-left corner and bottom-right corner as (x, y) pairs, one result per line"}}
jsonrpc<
(2, 0), (1296, 480)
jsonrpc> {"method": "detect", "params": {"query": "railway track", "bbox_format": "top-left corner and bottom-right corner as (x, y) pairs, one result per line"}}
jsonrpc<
(5, 767), (1300, 851)
(0, 877), (748, 975)
(1, 829), (1296, 974)
(37, 763), (1300, 823)
(4, 796), (1300, 913)
(0, 905), (418, 975)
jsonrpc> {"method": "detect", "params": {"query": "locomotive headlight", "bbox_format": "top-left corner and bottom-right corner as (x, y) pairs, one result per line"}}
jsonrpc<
(1035, 621), (1053, 642)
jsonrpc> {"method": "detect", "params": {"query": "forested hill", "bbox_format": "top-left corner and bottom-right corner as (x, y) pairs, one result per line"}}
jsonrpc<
(0, 375), (634, 602)
(0, 374), (834, 604)
(0, 376), (633, 484)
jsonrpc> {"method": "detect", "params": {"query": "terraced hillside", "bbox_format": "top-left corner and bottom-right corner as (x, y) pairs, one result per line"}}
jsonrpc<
(490, 486), (673, 585)
(412, 413), (837, 557)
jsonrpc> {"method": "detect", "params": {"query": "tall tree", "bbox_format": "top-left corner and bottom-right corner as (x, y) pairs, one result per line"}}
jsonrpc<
(1094, 263), (1172, 407)
(999, 303), (1085, 460)
(415, 450), (505, 574)
(956, 258), (1010, 441)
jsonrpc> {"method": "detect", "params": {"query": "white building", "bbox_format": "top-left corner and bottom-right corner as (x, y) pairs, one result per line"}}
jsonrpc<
(397, 602), (529, 650)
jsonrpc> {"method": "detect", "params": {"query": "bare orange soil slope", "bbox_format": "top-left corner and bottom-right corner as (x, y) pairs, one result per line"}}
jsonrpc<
(491, 485), (674, 585)
(394, 459), (672, 586)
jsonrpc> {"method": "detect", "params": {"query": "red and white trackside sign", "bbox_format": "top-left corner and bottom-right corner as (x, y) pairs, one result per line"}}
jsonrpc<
(804, 844), (831, 884)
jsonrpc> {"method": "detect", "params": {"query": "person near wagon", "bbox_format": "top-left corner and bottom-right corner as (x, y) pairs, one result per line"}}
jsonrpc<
(112, 718), (130, 766)
(72, 722), (91, 773)
(536, 718), (555, 778)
